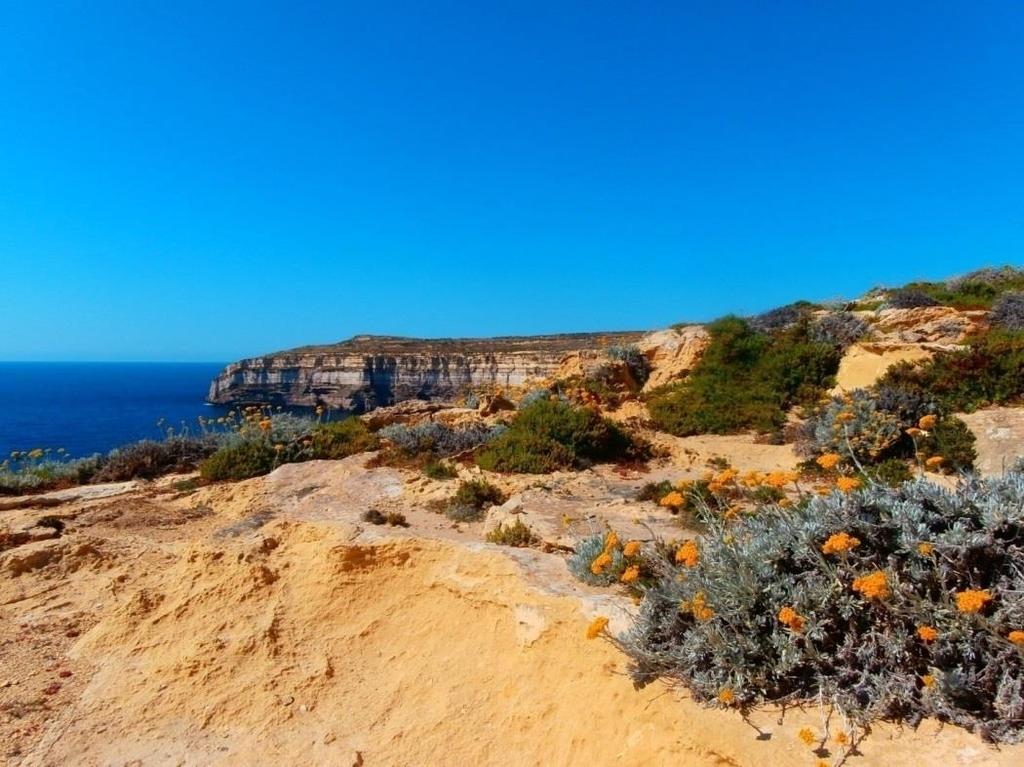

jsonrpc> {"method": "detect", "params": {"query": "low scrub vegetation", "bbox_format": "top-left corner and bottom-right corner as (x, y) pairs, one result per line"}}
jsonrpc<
(444, 478), (505, 522)
(475, 398), (648, 473)
(485, 518), (537, 547)
(882, 266), (1024, 310)
(878, 330), (1024, 413)
(646, 316), (840, 436)
(600, 471), (1024, 744)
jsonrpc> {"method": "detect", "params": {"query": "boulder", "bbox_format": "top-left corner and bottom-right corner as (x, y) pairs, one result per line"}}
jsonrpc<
(636, 325), (710, 392)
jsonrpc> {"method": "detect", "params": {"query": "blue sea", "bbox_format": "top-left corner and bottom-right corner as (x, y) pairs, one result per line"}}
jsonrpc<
(0, 363), (231, 460)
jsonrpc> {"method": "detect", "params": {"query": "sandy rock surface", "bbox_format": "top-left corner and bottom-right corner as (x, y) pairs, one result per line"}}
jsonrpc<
(2, 452), (1022, 766)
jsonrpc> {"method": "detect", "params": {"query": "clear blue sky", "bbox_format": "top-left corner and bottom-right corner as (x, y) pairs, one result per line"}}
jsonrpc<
(1, 2), (1021, 362)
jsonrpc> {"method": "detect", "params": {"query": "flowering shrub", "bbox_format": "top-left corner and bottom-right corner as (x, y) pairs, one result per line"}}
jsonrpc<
(804, 390), (902, 465)
(92, 436), (219, 482)
(568, 531), (629, 586)
(618, 471), (1024, 743)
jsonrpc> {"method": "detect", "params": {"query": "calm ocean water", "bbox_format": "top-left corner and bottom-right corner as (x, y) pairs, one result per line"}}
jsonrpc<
(0, 362), (230, 459)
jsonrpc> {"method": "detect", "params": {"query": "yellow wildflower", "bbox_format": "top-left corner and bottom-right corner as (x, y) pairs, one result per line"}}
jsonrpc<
(690, 591), (714, 621)
(925, 456), (944, 470)
(798, 727), (816, 746)
(714, 468), (738, 484)
(816, 452), (841, 470)
(1008, 630), (1024, 645)
(659, 491), (684, 508)
(620, 565), (640, 584)
(917, 542), (934, 556)
(821, 531), (860, 555)
(836, 476), (862, 493)
(675, 539), (700, 567)
(852, 570), (890, 600)
(916, 625), (938, 642)
(777, 605), (805, 632)
(955, 589), (992, 614)
(921, 674), (935, 688)
(717, 687), (735, 705)
(603, 530), (619, 553)
(764, 471), (797, 489)
(623, 540), (641, 557)
(918, 414), (938, 431)
(834, 731), (849, 746)
(258, 418), (272, 432)
(586, 616), (609, 640)
(590, 552), (612, 575)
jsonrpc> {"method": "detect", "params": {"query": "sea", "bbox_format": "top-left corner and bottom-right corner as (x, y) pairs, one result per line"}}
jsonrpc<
(0, 362), (233, 460)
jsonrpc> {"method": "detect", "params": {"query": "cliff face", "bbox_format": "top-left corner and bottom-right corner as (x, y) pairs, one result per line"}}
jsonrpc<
(207, 333), (646, 411)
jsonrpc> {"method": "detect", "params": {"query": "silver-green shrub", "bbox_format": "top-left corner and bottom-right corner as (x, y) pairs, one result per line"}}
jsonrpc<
(618, 472), (1024, 742)
(806, 389), (902, 463)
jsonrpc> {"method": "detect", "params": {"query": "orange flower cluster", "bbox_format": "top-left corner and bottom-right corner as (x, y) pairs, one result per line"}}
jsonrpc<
(777, 605), (805, 632)
(1008, 630), (1024, 645)
(816, 452), (841, 470)
(675, 539), (700, 567)
(918, 414), (938, 431)
(916, 625), (938, 642)
(835, 410), (855, 424)
(921, 674), (936, 688)
(955, 589), (992, 614)
(821, 531), (861, 555)
(836, 476), (862, 493)
(623, 540), (641, 557)
(590, 552), (612, 575)
(764, 470), (798, 489)
(798, 727), (816, 746)
(258, 418), (272, 432)
(586, 616), (609, 640)
(620, 565), (640, 584)
(659, 491), (684, 508)
(852, 570), (890, 600)
(717, 687), (735, 705)
(917, 542), (934, 556)
(925, 456), (945, 470)
(681, 591), (715, 621)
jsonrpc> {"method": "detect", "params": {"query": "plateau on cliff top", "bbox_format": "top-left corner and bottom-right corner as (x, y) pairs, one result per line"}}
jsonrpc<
(207, 331), (647, 411)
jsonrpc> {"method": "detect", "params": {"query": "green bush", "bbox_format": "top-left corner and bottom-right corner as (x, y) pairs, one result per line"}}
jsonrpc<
(445, 478), (506, 521)
(863, 458), (914, 487)
(619, 471), (1024, 743)
(475, 399), (647, 473)
(917, 416), (977, 473)
(485, 518), (537, 547)
(308, 418), (378, 459)
(423, 460), (458, 480)
(647, 316), (839, 436)
(878, 330), (1024, 413)
(199, 441), (279, 481)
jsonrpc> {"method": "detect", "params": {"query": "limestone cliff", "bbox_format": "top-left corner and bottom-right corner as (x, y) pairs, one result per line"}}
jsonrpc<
(208, 332), (646, 411)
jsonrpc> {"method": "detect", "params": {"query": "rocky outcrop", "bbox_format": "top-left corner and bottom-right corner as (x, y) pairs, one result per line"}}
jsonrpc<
(637, 325), (710, 391)
(208, 333), (646, 411)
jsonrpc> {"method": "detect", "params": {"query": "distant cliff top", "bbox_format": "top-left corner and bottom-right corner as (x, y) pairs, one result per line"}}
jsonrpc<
(269, 332), (649, 358)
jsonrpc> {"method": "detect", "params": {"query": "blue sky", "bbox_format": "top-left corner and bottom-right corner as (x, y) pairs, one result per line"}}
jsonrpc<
(1, 2), (1021, 361)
